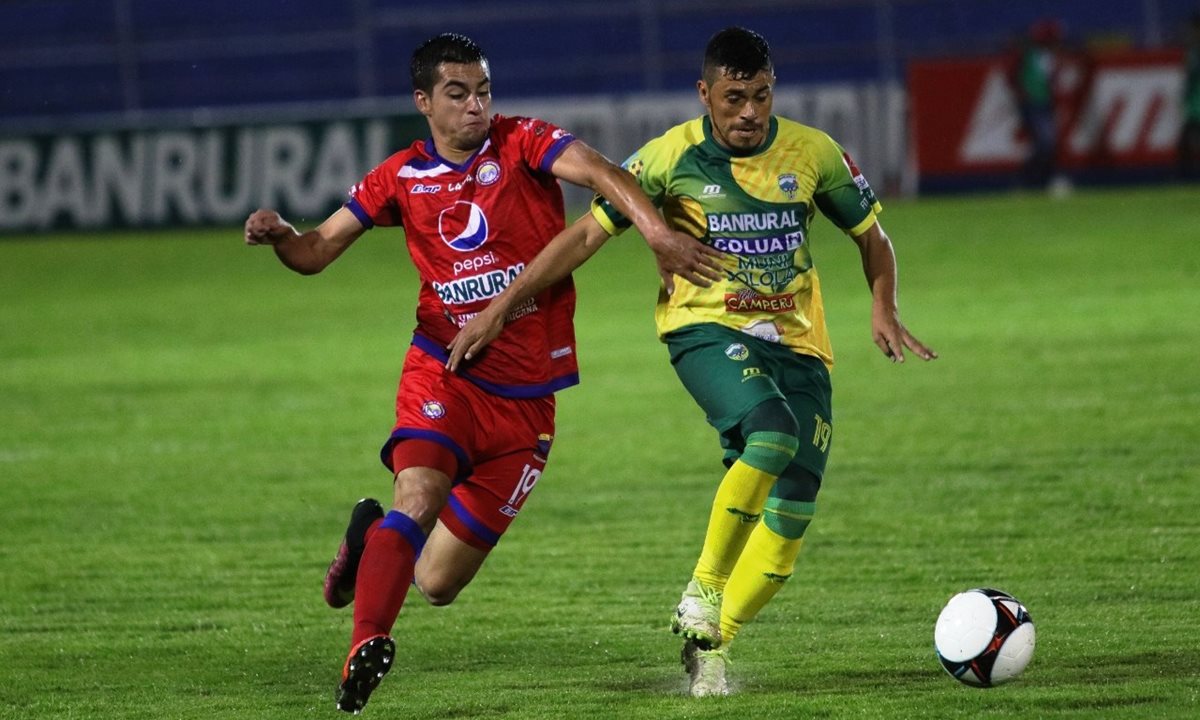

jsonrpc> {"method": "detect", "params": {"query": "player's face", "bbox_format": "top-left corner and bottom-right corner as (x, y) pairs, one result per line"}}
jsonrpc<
(415, 61), (493, 157)
(698, 68), (774, 152)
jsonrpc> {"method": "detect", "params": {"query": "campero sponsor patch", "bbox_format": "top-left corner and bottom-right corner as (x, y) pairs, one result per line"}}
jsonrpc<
(725, 291), (797, 313)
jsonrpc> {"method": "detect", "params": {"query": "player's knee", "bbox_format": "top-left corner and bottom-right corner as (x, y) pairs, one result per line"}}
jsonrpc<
(416, 579), (464, 607)
(772, 464), (822, 503)
(740, 399), (800, 438)
(391, 468), (452, 531)
(736, 401), (801, 475)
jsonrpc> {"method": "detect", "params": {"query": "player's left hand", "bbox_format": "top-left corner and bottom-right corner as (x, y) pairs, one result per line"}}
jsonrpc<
(243, 209), (296, 245)
(446, 308), (505, 372)
(872, 307), (937, 363)
(645, 231), (724, 294)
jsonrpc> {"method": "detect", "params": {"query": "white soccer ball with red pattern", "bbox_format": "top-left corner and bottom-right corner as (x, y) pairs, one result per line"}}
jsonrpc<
(934, 588), (1035, 687)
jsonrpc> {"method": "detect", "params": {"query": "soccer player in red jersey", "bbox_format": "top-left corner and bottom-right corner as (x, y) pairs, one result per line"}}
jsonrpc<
(244, 33), (720, 713)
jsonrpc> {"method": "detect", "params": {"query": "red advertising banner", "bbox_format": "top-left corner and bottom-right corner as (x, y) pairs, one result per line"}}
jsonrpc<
(909, 49), (1185, 182)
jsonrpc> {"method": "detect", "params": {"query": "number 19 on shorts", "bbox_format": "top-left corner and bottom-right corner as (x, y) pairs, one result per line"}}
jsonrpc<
(500, 464), (542, 517)
(812, 414), (832, 452)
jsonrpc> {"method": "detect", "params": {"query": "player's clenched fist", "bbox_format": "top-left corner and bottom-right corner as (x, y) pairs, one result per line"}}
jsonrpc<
(244, 209), (296, 245)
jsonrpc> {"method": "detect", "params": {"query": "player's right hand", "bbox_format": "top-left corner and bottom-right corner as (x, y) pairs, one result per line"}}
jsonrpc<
(446, 308), (505, 372)
(244, 209), (296, 245)
(646, 230), (723, 294)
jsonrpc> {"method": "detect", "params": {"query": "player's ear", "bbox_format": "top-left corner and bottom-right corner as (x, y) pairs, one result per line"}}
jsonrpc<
(413, 89), (432, 116)
(696, 79), (710, 109)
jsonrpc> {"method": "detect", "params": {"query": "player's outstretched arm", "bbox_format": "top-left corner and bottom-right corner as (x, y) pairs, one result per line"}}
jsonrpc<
(851, 222), (938, 364)
(446, 213), (609, 372)
(548, 141), (723, 293)
(244, 206), (366, 275)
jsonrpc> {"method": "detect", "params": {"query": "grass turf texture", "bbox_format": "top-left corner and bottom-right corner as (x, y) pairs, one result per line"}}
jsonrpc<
(1, 187), (1198, 718)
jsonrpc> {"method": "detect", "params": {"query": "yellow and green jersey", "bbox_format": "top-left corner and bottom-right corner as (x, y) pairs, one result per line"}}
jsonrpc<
(591, 114), (882, 368)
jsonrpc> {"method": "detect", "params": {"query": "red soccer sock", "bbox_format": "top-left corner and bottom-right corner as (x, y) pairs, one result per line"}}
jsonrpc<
(350, 511), (427, 648)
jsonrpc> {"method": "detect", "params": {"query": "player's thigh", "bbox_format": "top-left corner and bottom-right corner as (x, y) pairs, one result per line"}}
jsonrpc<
(381, 347), (473, 478)
(774, 352), (834, 478)
(430, 392), (553, 550)
(666, 324), (785, 436)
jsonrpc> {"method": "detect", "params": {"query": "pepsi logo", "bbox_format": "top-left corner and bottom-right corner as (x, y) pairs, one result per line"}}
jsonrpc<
(438, 201), (490, 252)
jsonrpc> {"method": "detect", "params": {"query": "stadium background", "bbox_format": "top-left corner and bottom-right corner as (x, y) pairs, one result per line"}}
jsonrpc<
(1, 0), (1196, 231)
(2, 3), (1199, 718)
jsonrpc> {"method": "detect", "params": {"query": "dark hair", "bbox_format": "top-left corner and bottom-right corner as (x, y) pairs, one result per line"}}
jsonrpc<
(410, 33), (488, 93)
(702, 27), (773, 83)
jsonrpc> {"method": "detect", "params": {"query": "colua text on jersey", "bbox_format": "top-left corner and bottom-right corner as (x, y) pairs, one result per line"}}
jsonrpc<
(711, 232), (804, 256)
(434, 263), (525, 305)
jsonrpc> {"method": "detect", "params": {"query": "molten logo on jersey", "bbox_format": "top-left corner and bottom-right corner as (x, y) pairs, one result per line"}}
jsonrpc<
(438, 201), (489, 252)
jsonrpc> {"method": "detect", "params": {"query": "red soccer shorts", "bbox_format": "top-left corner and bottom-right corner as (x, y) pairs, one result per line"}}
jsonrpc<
(379, 346), (556, 551)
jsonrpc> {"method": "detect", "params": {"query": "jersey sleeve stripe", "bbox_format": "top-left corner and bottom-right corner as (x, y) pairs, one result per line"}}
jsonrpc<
(846, 209), (879, 237)
(538, 135), (576, 173)
(345, 198), (375, 229)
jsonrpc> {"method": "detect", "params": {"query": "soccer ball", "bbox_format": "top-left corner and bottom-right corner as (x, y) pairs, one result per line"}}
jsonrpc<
(934, 588), (1035, 687)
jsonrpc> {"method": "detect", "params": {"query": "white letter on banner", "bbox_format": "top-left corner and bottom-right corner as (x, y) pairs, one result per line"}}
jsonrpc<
(92, 134), (146, 227)
(39, 137), (92, 228)
(259, 126), (312, 213)
(201, 128), (255, 222)
(306, 123), (360, 215)
(0, 140), (39, 230)
(364, 120), (390, 169)
(150, 132), (200, 224)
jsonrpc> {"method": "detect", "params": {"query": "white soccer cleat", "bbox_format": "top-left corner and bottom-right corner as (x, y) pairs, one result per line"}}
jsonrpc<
(682, 639), (731, 697)
(670, 578), (723, 649)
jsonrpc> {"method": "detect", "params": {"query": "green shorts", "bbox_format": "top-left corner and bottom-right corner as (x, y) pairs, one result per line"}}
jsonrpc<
(666, 323), (833, 479)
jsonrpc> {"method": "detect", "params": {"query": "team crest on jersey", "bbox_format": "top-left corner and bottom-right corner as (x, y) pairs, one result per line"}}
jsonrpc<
(476, 160), (501, 186)
(724, 343), (750, 361)
(438, 201), (490, 252)
(778, 173), (799, 199)
(421, 400), (446, 420)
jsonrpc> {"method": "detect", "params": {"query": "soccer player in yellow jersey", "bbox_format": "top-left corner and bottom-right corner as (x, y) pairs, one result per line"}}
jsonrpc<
(447, 26), (936, 696)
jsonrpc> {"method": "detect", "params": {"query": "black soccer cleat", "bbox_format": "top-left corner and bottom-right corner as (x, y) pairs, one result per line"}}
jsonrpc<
(336, 635), (396, 714)
(323, 498), (385, 609)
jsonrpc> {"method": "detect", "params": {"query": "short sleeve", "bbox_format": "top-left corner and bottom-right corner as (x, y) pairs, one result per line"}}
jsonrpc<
(813, 136), (882, 237)
(510, 116), (577, 174)
(589, 142), (665, 236)
(346, 159), (403, 229)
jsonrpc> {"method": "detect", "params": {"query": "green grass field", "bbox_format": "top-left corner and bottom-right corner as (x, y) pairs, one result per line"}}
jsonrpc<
(2, 187), (1198, 719)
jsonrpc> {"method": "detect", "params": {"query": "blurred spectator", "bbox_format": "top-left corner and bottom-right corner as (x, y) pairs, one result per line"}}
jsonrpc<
(1013, 17), (1073, 195)
(1180, 13), (1200, 180)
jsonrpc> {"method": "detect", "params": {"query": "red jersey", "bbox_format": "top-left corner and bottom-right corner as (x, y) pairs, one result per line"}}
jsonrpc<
(346, 114), (579, 398)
